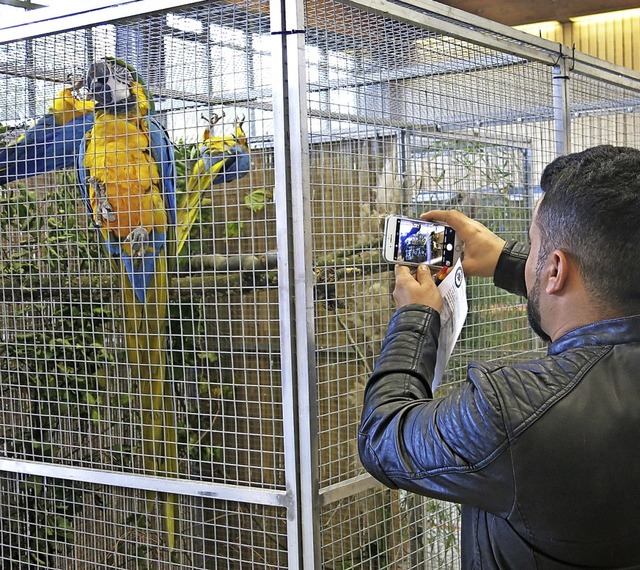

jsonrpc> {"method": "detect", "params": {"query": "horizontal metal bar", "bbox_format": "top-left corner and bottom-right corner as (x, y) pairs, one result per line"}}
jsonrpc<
(0, 0), (207, 43)
(342, 0), (640, 92)
(386, 0), (559, 52)
(0, 458), (290, 508)
(318, 473), (382, 506)
(571, 60), (640, 93)
(340, 0), (560, 66)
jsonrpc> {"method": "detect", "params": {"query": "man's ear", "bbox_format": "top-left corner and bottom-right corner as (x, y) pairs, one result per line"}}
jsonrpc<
(545, 249), (570, 295)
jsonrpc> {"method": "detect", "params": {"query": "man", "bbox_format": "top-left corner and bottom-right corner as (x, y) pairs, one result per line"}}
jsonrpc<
(358, 145), (640, 568)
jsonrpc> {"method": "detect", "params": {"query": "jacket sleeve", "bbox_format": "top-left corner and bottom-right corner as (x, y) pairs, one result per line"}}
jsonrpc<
(358, 305), (515, 515)
(494, 239), (529, 298)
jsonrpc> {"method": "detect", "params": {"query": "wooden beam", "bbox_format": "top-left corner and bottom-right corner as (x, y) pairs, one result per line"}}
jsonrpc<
(433, 0), (640, 26)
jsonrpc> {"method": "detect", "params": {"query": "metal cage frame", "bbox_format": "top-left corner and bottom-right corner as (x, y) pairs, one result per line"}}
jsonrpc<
(1, 0), (640, 567)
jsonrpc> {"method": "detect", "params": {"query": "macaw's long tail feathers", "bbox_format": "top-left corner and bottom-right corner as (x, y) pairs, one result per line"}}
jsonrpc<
(121, 253), (178, 551)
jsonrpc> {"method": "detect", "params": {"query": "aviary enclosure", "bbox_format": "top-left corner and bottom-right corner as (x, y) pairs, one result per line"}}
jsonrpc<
(0, 0), (639, 568)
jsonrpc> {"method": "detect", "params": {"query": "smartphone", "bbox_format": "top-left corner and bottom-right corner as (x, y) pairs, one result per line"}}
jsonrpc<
(382, 215), (463, 268)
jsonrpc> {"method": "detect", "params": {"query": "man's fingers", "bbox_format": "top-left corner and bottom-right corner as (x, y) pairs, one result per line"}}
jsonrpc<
(421, 209), (452, 222)
(421, 209), (468, 231)
(393, 261), (443, 312)
(415, 263), (433, 285)
(419, 208), (506, 278)
(394, 264), (413, 278)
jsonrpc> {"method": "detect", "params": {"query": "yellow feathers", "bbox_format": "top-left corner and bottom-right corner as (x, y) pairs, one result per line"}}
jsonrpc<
(83, 113), (167, 247)
(130, 81), (152, 116)
(48, 87), (95, 125)
(175, 115), (250, 255)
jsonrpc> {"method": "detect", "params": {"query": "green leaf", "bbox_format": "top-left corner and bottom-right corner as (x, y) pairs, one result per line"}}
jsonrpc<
(226, 221), (244, 238)
(243, 188), (273, 212)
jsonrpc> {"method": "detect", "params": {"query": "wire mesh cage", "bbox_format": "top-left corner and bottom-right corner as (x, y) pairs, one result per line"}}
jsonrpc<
(0, 0), (639, 568)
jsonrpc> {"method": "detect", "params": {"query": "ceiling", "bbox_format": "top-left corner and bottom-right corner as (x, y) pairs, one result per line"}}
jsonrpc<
(2, 0), (639, 28)
(434, 0), (640, 26)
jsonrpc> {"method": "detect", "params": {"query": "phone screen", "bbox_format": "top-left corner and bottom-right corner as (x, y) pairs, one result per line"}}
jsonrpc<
(391, 218), (458, 267)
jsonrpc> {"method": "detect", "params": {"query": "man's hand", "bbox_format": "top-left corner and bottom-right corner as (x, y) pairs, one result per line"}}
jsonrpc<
(394, 264), (443, 312)
(422, 209), (506, 278)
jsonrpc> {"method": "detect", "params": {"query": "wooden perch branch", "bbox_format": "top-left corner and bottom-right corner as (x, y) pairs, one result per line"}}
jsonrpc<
(314, 238), (384, 267)
(0, 248), (393, 303)
(180, 252), (279, 273)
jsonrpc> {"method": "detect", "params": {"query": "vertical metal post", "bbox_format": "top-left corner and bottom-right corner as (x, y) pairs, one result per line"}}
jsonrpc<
(85, 26), (95, 64)
(115, 25), (140, 67)
(270, 7), (302, 565)
(141, 16), (166, 95)
(270, 0), (320, 567)
(114, 18), (165, 93)
(25, 39), (36, 117)
(318, 46), (331, 135)
(398, 128), (412, 209)
(552, 58), (571, 156)
(246, 32), (256, 131)
(522, 147), (534, 209)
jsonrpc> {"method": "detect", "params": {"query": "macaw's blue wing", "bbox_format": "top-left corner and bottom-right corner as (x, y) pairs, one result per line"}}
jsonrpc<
(200, 142), (251, 186)
(0, 112), (95, 186)
(147, 115), (177, 226)
(76, 129), (93, 219)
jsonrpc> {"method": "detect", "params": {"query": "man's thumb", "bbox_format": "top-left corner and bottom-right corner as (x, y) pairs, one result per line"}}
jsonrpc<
(416, 263), (433, 284)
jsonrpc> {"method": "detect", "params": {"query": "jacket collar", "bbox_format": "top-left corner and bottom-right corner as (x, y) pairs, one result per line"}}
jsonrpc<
(548, 314), (640, 356)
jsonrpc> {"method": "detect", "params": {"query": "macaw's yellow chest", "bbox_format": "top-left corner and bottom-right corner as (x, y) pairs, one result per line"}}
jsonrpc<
(84, 113), (168, 240)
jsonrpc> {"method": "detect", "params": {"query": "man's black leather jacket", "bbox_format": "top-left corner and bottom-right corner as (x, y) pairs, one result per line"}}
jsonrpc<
(359, 240), (640, 569)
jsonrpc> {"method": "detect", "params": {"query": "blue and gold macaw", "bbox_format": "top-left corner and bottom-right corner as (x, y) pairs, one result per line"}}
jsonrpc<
(77, 61), (254, 552)
(176, 112), (250, 254)
(0, 82), (95, 185)
(77, 57), (178, 551)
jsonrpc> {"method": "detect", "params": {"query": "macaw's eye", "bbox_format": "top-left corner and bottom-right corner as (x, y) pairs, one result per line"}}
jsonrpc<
(112, 63), (134, 87)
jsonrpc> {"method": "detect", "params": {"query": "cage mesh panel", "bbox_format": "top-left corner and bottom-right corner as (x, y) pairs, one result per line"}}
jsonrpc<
(307, 0), (552, 487)
(569, 72), (640, 150)
(1, 0), (640, 568)
(304, 0), (640, 567)
(0, 2), (283, 490)
(320, 488), (461, 569)
(0, 472), (287, 569)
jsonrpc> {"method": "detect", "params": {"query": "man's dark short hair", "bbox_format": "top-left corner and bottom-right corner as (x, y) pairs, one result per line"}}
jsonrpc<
(537, 145), (640, 314)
